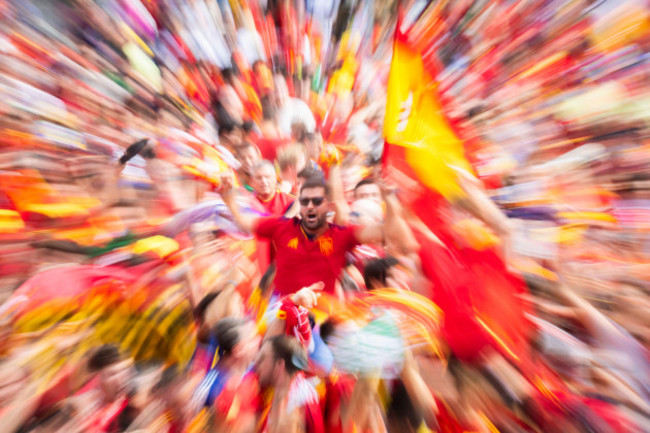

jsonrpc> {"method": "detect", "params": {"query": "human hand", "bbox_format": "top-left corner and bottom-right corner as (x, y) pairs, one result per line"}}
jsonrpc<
(219, 171), (236, 197)
(290, 281), (324, 309)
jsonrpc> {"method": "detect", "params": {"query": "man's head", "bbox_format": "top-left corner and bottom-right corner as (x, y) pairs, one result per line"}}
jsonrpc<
(302, 131), (323, 161)
(218, 122), (243, 150)
(296, 166), (324, 193)
(152, 364), (184, 408)
(273, 73), (289, 107)
(299, 177), (331, 233)
(276, 144), (307, 188)
(253, 160), (277, 200)
(354, 178), (382, 204)
(350, 198), (383, 226)
(254, 335), (308, 389)
(87, 345), (131, 401)
(363, 257), (399, 291)
(217, 83), (244, 125)
(235, 142), (261, 176)
(214, 317), (261, 366)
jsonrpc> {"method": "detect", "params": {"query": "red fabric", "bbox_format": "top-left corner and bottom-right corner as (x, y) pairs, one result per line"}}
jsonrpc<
(214, 372), (263, 420)
(255, 137), (291, 161)
(256, 191), (295, 217)
(35, 367), (74, 416)
(304, 396), (325, 433)
(434, 399), (464, 433)
(279, 297), (312, 346)
(578, 397), (635, 433)
(254, 217), (359, 295)
(255, 191), (294, 267)
(322, 374), (356, 433)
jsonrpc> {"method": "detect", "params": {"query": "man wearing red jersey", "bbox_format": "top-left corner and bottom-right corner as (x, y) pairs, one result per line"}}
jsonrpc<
(254, 335), (324, 433)
(252, 160), (297, 217)
(220, 174), (415, 296)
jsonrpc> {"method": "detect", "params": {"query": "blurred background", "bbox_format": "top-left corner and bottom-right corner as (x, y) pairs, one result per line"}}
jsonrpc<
(0, 0), (649, 432)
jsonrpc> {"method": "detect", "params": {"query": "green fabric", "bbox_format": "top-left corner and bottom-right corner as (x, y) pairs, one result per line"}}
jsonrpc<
(87, 232), (138, 258)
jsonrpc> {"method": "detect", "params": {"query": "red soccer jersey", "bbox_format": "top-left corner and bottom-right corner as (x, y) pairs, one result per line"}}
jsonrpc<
(256, 190), (295, 217)
(254, 217), (360, 295)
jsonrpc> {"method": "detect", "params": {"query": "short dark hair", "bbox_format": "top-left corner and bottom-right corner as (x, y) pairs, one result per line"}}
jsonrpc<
(300, 176), (330, 197)
(213, 317), (247, 356)
(302, 131), (319, 143)
(242, 121), (255, 133)
(261, 96), (277, 120)
(268, 335), (308, 375)
(221, 68), (236, 84)
(319, 318), (340, 344)
(153, 364), (181, 393)
(297, 165), (323, 182)
(218, 120), (238, 136)
(354, 178), (376, 192)
(194, 291), (221, 322)
(363, 257), (399, 290)
(88, 345), (121, 372)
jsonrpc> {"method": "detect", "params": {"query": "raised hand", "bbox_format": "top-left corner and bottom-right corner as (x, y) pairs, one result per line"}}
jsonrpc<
(290, 281), (324, 309)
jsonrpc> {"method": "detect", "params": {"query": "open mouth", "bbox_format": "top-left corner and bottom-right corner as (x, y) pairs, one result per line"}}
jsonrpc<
(305, 212), (318, 224)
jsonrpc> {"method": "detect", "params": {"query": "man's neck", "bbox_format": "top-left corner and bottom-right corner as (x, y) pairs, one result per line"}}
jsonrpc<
(301, 222), (329, 239)
(219, 356), (247, 377)
(258, 190), (276, 202)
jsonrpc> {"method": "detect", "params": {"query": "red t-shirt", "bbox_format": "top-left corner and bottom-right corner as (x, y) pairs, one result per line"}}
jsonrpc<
(256, 191), (295, 217)
(254, 217), (360, 295)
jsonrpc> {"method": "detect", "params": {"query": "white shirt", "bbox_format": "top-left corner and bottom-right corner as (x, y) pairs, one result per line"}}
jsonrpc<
(278, 98), (316, 136)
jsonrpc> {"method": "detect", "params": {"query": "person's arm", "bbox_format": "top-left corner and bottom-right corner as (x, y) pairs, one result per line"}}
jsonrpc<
(264, 283), (323, 341)
(401, 351), (439, 429)
(341, 377), (383, 433)
(284, 199), (300, 218)
(328, 164), (351, 226)
(266, 388), (304, 433)
(219, 172), (260, 234)
(1, 382), (41, 433)
(453, 168), (512, 245)
(354, 188), (419, 254)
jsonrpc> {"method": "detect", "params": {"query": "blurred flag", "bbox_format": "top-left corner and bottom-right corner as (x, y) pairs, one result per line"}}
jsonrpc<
(383, 8), (531, 364)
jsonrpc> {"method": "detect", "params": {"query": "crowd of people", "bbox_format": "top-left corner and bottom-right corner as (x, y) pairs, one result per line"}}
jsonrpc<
(0, 0), (649, 432)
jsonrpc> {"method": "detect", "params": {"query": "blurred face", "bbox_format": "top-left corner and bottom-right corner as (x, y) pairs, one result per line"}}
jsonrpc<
(221, 128), (243, 149)
(254, 165), (277, 199)
(99, 360), (131, 401)
(350, 198), (383, 226)
(281, 155), (307, 192)
(204, 288), (244, 329)
(355, 183), (382, 204)
(219, 85), (244, 124)
(237, 146), (260, 175)
(299, 187), (329, 232)
(0, 365), (28, 405)
(234, 322), (262, 365)
(254, 342), (279, 389)
(273, 75), (289, 107)
(305, 134), (323, 161)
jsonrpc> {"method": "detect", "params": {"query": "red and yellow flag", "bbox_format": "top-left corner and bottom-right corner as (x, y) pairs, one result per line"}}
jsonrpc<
(383, 21), (472, 202)
(383, 10), (532, 365)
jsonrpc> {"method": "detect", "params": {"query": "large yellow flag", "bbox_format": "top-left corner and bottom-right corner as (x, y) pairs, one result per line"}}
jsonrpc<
(383, 36), (472, 201)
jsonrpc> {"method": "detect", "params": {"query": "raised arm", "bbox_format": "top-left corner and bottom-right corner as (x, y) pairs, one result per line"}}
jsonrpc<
(328, 164), (352, 226)
(453, 167), (511, 240)
(354, 186), (419, 254)
(219, 172), (260, 234)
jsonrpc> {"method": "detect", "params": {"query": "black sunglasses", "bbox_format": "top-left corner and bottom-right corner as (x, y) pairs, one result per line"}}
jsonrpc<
(299, 197), (325, 206)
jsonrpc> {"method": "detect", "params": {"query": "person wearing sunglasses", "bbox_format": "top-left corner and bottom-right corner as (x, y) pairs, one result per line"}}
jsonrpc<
(219, 172), (416, 297)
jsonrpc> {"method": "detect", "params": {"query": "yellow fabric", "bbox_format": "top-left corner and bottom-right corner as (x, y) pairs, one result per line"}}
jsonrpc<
(0, 209), (24, 232)
(132, 235), (180, 258)
(556, 211), (617, 224)
(450, 218), (500, 250)
(384, 40), (472, 201)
